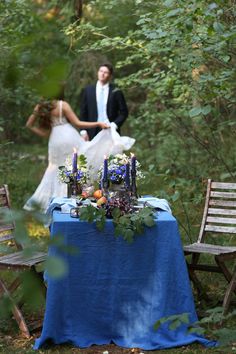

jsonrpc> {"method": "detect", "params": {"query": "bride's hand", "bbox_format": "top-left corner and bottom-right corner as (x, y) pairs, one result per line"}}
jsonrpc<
(99, 122), (110, 129)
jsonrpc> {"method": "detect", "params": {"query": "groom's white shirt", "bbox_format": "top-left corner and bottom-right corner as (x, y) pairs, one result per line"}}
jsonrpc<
(96, 81), (109, 123)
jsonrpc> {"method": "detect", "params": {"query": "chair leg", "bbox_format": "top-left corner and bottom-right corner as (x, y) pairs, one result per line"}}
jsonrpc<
(0, 279), (30, 338)
(215, 257), (236, 297)
(30, 267), (47, 298)
(8, 277), (22, 293)
(187, 266), (210, 301)
(223, 267), (236, 315)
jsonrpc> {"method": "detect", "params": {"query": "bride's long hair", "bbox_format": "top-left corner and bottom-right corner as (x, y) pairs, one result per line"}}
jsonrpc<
(37, 100), (57, 130)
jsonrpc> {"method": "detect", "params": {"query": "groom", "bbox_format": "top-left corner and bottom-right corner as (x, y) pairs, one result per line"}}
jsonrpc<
(79, 63), (129, 141)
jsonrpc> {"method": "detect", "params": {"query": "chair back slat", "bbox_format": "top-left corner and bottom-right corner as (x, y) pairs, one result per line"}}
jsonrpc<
(0, 233), (15, 242)
(208, 208), (236, 216)
(211, 182), (236, 189)
(198, 179), (236, 243)
(210, 191), (236, 199)
(206, 216), (236, 225)
(0, 224), (15, 232)
(0, 185), (15, 244)
(209, 200), (236, 207)
(205, 225), (236, 234)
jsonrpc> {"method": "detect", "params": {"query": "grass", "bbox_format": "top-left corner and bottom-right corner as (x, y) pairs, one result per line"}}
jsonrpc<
(0, 143), (236, 353)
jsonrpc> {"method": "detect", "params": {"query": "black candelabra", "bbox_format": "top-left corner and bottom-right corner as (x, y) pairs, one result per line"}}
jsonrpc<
(101, 178), (109, 198)
(131, 169), (138, 198)
(70, 175), (82, 198)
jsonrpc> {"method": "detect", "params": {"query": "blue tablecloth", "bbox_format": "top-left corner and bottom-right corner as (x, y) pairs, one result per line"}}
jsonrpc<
(34, 211), (216, 350)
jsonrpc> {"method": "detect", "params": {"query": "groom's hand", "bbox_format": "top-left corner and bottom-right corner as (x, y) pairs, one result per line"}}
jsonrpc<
(99, 122), (110, 129)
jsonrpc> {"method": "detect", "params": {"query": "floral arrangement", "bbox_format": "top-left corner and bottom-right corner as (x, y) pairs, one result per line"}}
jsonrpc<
(99, 153), (144, 186)
(58, 154), (88, 185)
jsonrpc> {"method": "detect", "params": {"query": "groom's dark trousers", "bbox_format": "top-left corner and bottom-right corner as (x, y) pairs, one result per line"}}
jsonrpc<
(80, 83), (129, 140)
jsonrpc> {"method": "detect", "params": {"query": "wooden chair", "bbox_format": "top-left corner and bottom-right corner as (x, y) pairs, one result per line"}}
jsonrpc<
(184, 179), (236, 314)
(0, 184), (47, 338)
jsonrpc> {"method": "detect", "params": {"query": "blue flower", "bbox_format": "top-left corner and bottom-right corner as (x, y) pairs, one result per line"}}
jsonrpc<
(77, 171), (84, 180)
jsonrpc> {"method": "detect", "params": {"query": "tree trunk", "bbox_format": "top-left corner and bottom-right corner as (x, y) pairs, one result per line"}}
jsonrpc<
(74, 0), (83, 21)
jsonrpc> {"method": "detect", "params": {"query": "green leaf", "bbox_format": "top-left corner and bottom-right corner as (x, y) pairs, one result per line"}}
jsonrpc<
(114, 225), (123, 236)
(143, 215), (156, 227)
(172, 191), (180, 202)
(44, 255), (68, 278)
(221, 55), (231, 63)
(112, 207), (122, 219)
(123, 229), (134, 243)
(208, 3), (218, 10)
(153, 316), (169, 330)
(213, 21), (224, 33)
(136, 224), (144, 234)
(119, 216), (130, 226)
(163, 0), (175, 7)
(169, 319), (181, 330)
(153, 319), (162, 331)
(166, 8), (184, 17)
(202, 105), (212, 115)
(189, 107), (202, 117)
(179, 313), (190, 324)
(188, 327), (205, 335)
(140, 207), (153, 217)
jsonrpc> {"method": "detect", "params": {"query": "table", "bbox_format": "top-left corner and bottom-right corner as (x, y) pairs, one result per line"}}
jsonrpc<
(34, 211), (216, 350)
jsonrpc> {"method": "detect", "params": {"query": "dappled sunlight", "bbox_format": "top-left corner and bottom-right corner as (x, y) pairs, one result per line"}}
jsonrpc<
(26, 221), (49, 238)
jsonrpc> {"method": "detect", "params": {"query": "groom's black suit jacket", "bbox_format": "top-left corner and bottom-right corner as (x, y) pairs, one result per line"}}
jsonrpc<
(80, 83), (129, 140)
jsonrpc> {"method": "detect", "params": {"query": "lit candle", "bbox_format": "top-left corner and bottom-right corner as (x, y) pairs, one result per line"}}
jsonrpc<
(72, 148), (78, 174)
(125, 162), (130, 189)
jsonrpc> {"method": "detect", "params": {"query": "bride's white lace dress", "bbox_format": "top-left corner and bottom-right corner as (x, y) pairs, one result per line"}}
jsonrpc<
(23, 101), (135, 212)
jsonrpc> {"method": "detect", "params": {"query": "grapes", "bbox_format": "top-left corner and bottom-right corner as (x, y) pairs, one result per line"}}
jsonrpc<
(105, 196), (133, 218)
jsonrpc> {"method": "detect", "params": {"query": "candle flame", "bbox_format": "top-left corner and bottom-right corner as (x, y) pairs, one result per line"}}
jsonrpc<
(73, 147), (77, 153)
(104, 155), (107, 159)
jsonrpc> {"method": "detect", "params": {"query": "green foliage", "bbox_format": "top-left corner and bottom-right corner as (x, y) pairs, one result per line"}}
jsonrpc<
(79, 204), (155, 242)
(80, 204), (107, 231)
(63, 0), (236, 242)
(1, 1), (236, 347)
(0, 0), (71, 142)
(112, 206), (156, 242)
(189, 307), (236, 346)
(0, 143), (47, 209)
(154, 307), (236, 347)
(154, 313), (190, 331)
(44, 255), (68, 279)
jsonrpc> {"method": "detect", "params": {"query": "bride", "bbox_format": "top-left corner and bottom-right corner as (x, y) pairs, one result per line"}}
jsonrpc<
(23, 99), (135, 212)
